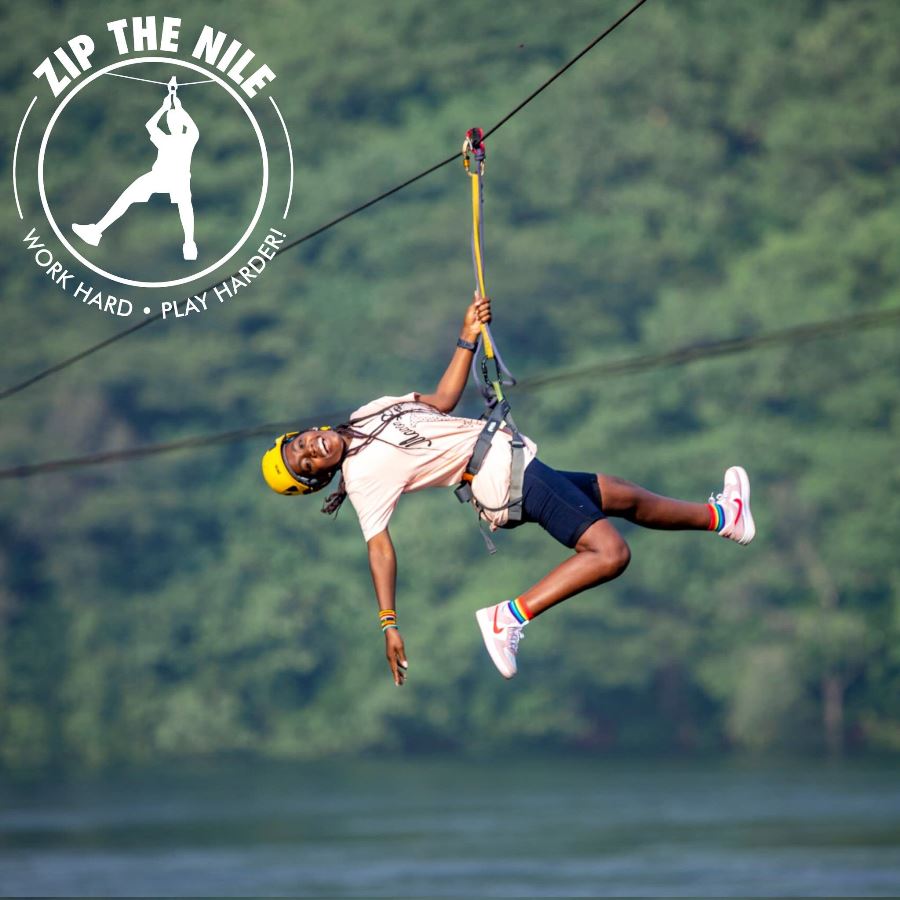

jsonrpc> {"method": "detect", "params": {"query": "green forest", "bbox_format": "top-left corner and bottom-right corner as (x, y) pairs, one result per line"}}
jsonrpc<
(1, 0), (899, 770)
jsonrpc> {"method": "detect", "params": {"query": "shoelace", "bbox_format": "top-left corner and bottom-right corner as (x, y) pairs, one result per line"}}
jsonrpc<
(507, 624), (526, 653)
(708, 491), (725, 504)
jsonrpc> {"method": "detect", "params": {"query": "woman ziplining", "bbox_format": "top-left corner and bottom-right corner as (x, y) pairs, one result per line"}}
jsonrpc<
(260, 292), (754, 684)
(260, 129), (754, 684)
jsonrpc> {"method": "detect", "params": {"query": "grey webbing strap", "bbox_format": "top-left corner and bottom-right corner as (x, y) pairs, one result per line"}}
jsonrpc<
(479, 521), (498, 555)
(454, 399), (526, 536)
(507, 435), (525, 522)
(469, 401), (509, 473)
(500, 407), (525, 523)
(454, 402), (508, 505)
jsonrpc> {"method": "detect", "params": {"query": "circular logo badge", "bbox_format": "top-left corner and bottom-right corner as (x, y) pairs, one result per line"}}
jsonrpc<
(38, 57), (269, 290)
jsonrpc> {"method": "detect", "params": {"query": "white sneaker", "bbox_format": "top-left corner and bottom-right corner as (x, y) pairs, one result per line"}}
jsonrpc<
(72, 223), (102, 246)
(710, 465), (755, 545)
(475, 602), (527, 679)
(182, 241), (198, 261)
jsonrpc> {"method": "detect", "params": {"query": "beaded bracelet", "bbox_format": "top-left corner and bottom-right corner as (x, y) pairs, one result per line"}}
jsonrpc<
(379, 609), (398, 632)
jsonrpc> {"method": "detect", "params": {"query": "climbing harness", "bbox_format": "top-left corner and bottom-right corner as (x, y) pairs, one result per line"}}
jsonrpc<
(454, 128), (526, 553)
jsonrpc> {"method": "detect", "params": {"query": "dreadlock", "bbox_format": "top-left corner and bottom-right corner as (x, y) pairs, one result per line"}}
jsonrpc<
(320, 402), (428, 516)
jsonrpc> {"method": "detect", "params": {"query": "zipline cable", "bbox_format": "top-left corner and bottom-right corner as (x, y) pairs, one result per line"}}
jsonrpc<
(105, 72), (214, 86)
(482, 0), (648, 142)
(0, 0), (650, 403)
(0, 410), (352, 480)
(519, 305), (900, 390)
(2, 304), (896, 481)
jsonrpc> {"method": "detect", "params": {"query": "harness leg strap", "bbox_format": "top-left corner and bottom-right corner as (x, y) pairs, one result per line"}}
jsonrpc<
(507, 436), (525, 522)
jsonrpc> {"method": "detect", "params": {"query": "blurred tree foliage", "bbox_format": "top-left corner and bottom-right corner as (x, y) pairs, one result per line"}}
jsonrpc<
(1, 0), (899, 768)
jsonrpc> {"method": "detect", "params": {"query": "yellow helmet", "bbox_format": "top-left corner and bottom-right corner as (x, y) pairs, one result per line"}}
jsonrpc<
(261, 427), (336, 496)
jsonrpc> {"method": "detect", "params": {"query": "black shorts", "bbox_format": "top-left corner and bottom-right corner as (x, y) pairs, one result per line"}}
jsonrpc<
(503, 457), (605, 548)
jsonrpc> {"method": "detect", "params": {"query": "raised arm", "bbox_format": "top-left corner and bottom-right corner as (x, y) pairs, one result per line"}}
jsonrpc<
(417, 293), (491, 413)
(367, 528), (408, 685)
(171, 97), (199, 140)
(145, 99), (168, 135)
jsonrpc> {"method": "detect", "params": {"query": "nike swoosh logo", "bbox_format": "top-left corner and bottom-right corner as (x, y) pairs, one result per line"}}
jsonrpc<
(734, 498), (743, 524)
(493, 607), (504, 634)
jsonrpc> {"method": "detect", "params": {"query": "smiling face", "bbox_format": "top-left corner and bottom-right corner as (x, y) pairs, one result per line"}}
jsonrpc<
(282, 429), (347, 481)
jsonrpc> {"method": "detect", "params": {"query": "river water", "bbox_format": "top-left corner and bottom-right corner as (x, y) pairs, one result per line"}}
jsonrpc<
(1, 757), (898, 896)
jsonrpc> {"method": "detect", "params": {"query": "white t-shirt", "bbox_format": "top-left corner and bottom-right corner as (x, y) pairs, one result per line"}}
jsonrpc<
(341, 394), (537, 541)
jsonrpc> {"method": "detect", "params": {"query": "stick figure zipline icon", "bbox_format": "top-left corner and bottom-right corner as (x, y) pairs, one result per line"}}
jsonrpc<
(72, 76), (201, 261)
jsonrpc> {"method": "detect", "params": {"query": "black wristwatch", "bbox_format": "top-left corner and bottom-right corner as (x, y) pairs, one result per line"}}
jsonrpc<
(456, 337), (478, 352)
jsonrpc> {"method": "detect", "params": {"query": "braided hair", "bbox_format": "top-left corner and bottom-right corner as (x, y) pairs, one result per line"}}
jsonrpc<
(320, 401), (427, 516)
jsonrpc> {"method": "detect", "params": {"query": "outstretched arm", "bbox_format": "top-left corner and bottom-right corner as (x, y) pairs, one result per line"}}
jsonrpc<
(417, 293), (491, 413)
(367, 528), (408, 685)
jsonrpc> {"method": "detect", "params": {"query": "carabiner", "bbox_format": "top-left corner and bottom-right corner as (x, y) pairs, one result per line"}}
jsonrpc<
(462, 126), (486, 175)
